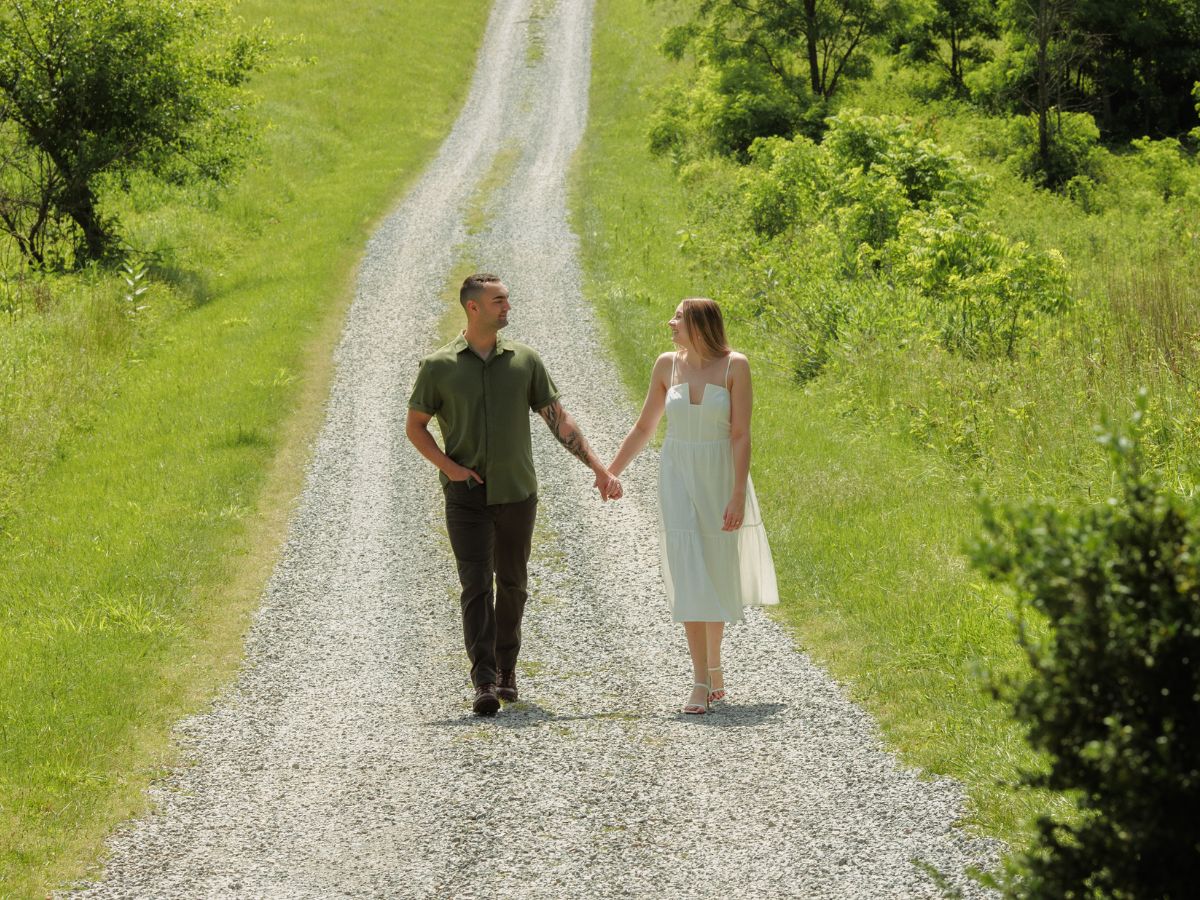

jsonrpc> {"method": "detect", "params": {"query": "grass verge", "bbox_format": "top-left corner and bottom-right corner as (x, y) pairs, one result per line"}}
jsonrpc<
(574, 0), (1066, 851)
(0, 2), (491, 895)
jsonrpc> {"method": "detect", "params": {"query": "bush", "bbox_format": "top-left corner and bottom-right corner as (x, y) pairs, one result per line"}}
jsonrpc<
(892, 207), (1070, 358)
(648, 62), (814, 165)
(742, 112), (986, 262)
(1008, 110), (1104, 192)
(740, 135), (832, 236)
(1192, 83), (1200, 146)
(824, 111), (985, 212)
(971, 402), (1200, 898)
(694, 112), (1072, 371)
(1130, 137), (1194, 203)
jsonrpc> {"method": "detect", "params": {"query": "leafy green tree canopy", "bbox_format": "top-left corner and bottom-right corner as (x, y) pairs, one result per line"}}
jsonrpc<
(1071, 0), (1200, 140)
(653, 0), (911, 158)
(989, 0), (1200, 142)
(896, 0), (999, 94)
(0, 0), (270, 265)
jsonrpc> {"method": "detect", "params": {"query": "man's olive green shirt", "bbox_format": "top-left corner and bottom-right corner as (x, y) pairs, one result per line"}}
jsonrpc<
(408, 333), (559, 504)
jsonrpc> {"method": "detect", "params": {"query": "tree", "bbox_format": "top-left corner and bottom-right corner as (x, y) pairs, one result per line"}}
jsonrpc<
(655, 0), (910, 156)
(898, 0), (999, 94)
(999, 0), (1098, 188)
(0, 0), (270, 266)
(1070, 0), (1200, 140)
(0, 117), (59, 264)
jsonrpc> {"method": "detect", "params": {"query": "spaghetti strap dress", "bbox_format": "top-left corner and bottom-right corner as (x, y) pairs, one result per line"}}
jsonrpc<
(658, 352), (780, 622)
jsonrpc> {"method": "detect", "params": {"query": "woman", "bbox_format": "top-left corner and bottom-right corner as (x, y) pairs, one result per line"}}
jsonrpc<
(607, 298), (778, 714)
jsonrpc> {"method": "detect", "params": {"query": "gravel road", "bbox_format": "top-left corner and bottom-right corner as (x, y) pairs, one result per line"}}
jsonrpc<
(67, 1), (1000, 896)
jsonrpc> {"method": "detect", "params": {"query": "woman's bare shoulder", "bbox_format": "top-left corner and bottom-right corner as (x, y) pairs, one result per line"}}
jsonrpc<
(652, 351), (675, 374)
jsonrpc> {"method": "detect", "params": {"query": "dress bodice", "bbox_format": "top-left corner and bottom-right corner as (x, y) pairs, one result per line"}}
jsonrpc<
(664, 382), (731, 443)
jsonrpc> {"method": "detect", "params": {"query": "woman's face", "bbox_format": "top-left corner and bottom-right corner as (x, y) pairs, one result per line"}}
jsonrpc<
(668, 305), (688, 346)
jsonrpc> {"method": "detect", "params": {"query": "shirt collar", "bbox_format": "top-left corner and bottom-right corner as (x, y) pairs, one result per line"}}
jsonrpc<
(454, 332), (511, 356)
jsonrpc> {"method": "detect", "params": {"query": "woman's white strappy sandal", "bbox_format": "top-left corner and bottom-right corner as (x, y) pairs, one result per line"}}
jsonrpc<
(708, 666), (726, 704)
(683, 680), (710, 715)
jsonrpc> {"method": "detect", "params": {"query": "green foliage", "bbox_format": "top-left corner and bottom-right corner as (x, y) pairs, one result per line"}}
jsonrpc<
(980, 0), (1200, 143)
(972, 404), (1200, 897)
(1193, 82), (1200, 145)
(648, 59), (812, 162)
(1070, 0), (1200, 141)
(0, 0), (271, 266)
(892, 207), (1069, 357)
(825, 109), (985, 209)
(684, 110), (1066, 369)
(1008, 110), (1103, 190)
(741, 110), (985, 254)
(1129, 136), (1192, 202)
(650, 0), (909, 160)
(896, 0), (999, 94)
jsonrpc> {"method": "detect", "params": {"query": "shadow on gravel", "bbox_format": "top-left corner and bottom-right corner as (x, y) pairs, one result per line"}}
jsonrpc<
(425, 701), (623, 728)
(426, 701), (788, 729)
(675, 702), (787, 727)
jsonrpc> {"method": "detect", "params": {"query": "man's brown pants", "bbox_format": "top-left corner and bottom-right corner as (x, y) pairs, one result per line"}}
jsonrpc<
(443, 480), (537, 688)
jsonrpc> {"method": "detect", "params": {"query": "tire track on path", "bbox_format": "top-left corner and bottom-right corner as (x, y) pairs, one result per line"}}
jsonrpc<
(69, 1), (999, 896)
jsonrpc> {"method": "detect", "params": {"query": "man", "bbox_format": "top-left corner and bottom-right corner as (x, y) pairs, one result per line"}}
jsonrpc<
(406, 273), (620, 716)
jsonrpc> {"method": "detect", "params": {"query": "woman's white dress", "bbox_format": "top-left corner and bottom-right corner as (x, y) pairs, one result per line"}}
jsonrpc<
(659, 353), (779, 622)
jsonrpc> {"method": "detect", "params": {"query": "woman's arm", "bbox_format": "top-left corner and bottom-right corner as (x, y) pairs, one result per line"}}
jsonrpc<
(724, 354), (752, 531)
(608, 353), (673, 477)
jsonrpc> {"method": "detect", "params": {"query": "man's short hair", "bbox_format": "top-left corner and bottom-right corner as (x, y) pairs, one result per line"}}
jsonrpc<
(460, 273), (503, 308)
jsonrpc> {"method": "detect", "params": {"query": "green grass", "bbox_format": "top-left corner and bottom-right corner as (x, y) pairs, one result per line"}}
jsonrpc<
(832, 56), (1200, 498)
(575, 0), (1070, 850)
(0, 2), (491, 895)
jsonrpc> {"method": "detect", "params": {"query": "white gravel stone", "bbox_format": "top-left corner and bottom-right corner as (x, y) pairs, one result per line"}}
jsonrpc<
(65, 1), (1001, 897)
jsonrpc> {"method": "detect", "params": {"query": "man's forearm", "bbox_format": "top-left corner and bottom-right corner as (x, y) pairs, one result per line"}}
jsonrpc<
(407, 422), (456, 476)
(541, 403), (601, 471)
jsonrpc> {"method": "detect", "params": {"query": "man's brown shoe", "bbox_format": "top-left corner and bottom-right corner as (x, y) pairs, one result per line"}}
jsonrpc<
(496, 669), (518, 703)
(473, 683), (500, 716)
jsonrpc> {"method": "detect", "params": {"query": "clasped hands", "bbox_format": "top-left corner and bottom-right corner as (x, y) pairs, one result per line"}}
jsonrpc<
(593, 469), (623, 502)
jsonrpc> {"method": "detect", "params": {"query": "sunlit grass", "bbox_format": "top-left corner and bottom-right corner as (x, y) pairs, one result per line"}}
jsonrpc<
(0, 1), (491, 895)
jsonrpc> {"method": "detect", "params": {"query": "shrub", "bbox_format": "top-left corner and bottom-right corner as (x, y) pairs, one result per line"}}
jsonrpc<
(1008, 109), (1104, 192)
(647, 61), (810, 165)
(824, 110), (985, 211)
(892, 207), (1070, 358)
(1130, 137), (1193, 203)
(706, 112), (1070, 367)
(741, 136), (831, 237)
(741, 112), (986, 262)
(1192, 83), (1200, 145)
(971, 402), (1200, 898)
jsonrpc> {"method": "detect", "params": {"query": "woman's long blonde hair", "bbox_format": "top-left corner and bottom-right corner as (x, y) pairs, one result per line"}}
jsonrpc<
(679, 298), (732, 362)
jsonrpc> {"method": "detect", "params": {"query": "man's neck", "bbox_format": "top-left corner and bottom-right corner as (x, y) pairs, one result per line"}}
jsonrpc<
(463, 326), (497, 359)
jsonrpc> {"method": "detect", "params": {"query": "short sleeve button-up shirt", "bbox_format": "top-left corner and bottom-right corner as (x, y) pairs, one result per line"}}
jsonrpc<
(407, 333), (559, 504)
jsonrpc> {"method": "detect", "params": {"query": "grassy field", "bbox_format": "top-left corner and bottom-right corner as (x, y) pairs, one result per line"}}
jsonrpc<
(0, 2), (490, 895)
(574, 0), (1070, 850)
(818, 66), (1200, 512)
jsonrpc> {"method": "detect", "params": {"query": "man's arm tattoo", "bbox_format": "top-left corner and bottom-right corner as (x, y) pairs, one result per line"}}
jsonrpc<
(541, 402), (594, 467)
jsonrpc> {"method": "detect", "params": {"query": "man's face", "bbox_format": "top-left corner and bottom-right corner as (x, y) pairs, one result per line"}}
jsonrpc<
(472, 282), (510, 330)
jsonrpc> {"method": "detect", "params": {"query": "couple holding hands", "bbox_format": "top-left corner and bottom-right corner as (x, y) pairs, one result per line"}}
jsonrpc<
(405, 274), (778, 717)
